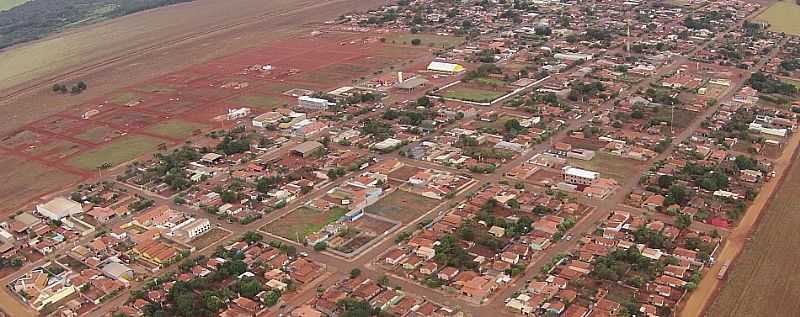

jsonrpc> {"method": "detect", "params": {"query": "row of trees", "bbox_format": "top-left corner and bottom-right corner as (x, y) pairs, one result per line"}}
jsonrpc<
(52, 81), (87, 94)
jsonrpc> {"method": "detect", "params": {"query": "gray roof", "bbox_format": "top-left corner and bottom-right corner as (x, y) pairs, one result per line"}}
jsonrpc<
(395, 77), (429, 90)
(291, 141), (324, 154)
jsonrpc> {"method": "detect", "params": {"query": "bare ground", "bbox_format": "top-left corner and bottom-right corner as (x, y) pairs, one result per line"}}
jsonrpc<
(0, 0), (387, 136)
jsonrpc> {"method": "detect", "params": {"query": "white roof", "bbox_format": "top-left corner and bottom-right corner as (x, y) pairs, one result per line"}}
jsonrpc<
(427, 61), (464, 72)
(563, 166), (599, 179)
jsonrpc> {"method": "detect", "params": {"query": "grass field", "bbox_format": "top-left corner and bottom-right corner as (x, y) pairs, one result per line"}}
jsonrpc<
(782, 78), (800, 89)
(706, 151), (800, 316)
(387, 33), (465, 49)
(234, 95), (289, 109)
(263, 207), (348, 242)
(568, 152), (646, 182)
(754, 1), (800, 36)
(365, 190), (439, 224)
(144, 120), (206, 139)
(66, 135), (164, 170)
(0, 155), (82, 215)
(0, 0), (28, 11)
(441, 87), (506, 103)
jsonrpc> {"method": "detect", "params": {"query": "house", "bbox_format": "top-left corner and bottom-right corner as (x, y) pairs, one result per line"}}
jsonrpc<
(643, 195), (665, 211)
(462, 276), (497, 299)
(170, 218), (211, 242)
(384, 249), (407, 265)
(35, 197), (82, 221)
(86, 207), (116, 224)
(562, 166), (598, 186)
(438, 267), (459, 281)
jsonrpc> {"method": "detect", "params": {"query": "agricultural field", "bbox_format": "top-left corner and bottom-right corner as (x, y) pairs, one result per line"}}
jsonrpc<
(0, 0), (28, 11)
(66, 135), (165, 170)
(706, 152), (800, 316)
(440, 87), (506, 103)
(568, 152), (647, 182)
(754, 1), (800, 36)
(386, 33), (465, 49)
(262, 207), (348, 242)
(144, 120), (207, 139)
(365, 189), (439, 224)
(0, 155), (83, 215)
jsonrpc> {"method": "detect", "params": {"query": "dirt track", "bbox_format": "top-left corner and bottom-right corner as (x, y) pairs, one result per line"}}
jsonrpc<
(0, 0), (386, 136)
(679, 130), (800, 317)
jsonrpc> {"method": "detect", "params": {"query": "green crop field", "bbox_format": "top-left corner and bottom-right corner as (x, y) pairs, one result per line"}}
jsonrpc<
(66, 135), (164, 170)
(754, 1), (800, 36)
(0, 0), (29, 11)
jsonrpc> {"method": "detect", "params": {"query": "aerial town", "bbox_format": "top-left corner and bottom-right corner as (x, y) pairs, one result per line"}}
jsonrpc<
(0, 0), (799, 317)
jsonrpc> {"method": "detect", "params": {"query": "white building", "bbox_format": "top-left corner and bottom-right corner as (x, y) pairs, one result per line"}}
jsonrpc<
(171, 218), (211, 242)
(227, 107), (251, 120)
(427, 61), (465, 74)
(562, 166), (598, 186)
(35, 197), (82, 221)
(298, 96), (332, 111)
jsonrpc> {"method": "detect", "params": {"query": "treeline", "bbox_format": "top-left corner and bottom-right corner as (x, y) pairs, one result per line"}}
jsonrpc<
(0, 0), (196, 49)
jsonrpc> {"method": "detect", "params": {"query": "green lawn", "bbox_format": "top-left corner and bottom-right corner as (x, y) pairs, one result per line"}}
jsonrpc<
(263, 207), (348, 242)
(144, 120), (207, 139)
(754, 1), (800, 35)
(66, 135), (164, 170)
(0, 0), (29, 11)
(365, 190), (439, 224)
(441, 87), (506, 103)
(568, 152), (647, 182)
(387, 33), (465, 49)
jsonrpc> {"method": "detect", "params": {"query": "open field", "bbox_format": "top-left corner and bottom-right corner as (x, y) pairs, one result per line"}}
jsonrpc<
(705, 141), (800, 316)
(386, 33), (465, 49)
(263, 207), (348, 242)
(365, 189), (439, 224)
(144, 120), (206, 139)
(441, 87), (506, 103)
(0, 155), (83, 215)
(568, 152), (647, 182)
(653, 107), (697, 129)
(754, 1), (800, 36)
(66, 135), (164, 170)
(0, 0), (388, 136)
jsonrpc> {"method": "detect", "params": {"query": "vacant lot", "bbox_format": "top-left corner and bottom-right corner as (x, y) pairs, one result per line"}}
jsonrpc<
(144, 120), (206, 139)
(568, 152), (646, 182)
(190, 227), (231, 251)
(0, 155), (83, 215)
(66, 135), (164, 170)
(365, 189), (439, 224)
(386, 33), (465, 49)
(232, 94), (290, 109)
(263, 207), (348, 242)
(653, 107), (697, 129)
(754, 1), (800, 35)
(706, 151), (800, 316)
(441, 87), (506, 103)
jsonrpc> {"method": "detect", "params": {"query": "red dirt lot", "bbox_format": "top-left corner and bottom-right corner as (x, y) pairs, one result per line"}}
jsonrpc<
(0, 154), (85, 215)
